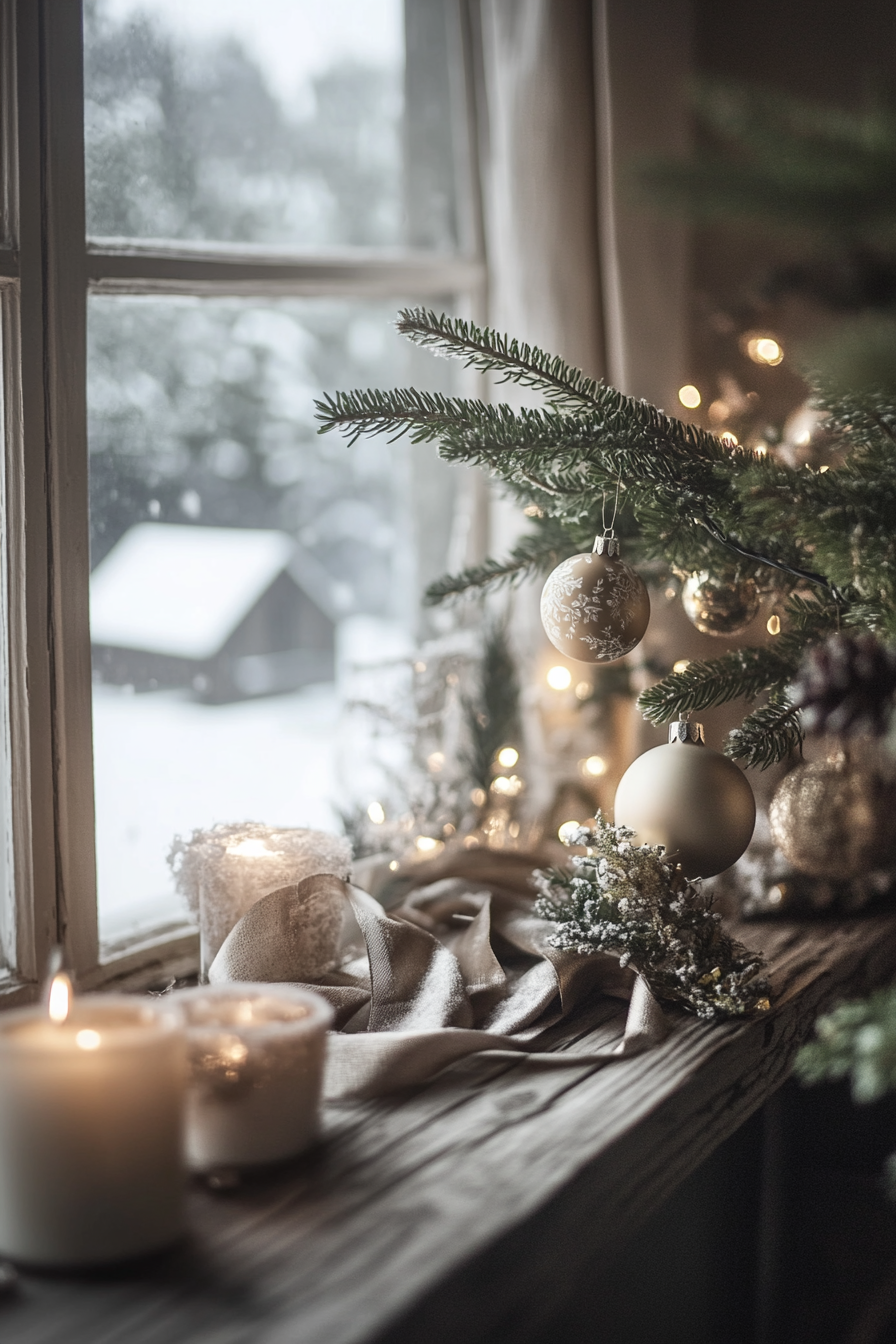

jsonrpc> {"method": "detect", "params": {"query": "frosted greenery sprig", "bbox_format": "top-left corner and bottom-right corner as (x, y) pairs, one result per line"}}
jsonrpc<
(533, 814), (769, 1020)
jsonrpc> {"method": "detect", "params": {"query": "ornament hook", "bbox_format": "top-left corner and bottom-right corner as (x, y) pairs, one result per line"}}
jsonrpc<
(595, 463), (624, 554)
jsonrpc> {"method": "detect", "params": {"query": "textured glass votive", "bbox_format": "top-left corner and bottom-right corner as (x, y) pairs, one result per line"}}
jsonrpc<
(169, 823), (352, 976)
(173, 984), (333, 1171)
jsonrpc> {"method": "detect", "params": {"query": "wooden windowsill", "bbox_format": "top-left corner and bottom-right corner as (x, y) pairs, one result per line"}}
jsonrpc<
(5, 912), (896, 1344)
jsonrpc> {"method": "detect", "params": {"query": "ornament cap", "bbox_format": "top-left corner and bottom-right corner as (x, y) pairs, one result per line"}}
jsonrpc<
(592, 535), (620, 557)
(668, 720), (705, 745)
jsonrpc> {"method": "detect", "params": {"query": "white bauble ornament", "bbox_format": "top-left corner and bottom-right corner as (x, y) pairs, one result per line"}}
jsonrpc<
(614, 721), (756, 878)
(540, 537), (650, 663)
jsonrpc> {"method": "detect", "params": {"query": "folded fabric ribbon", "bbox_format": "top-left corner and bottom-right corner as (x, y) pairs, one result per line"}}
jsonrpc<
(207, 858), (670, 1100)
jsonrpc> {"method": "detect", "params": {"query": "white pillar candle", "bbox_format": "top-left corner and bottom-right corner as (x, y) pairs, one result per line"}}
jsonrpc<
(0, 978), (186, 1267)
(174, 984), (333, 1171)
(169, 824), (351, 976)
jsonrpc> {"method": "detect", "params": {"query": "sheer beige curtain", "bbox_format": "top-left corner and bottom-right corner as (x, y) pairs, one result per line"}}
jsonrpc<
(474, 0), (691, 406)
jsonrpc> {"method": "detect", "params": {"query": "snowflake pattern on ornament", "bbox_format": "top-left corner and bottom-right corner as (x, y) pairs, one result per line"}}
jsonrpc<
(541, 554), (646, 661)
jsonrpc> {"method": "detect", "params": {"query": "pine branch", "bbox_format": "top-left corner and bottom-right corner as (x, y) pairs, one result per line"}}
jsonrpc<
(637, 648), (795, 725)
(394, 308), (605, 411)
(459, 618), (522, 791)
(424, 527), (573, 604)
(637, 80), (896, 242)
(314, 387), (514, 446)
(725, 698), (803, 769)
(796, 985), (896, 1104)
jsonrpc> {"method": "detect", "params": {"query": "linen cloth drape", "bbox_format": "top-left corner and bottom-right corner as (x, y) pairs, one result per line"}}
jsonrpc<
(208, 864), (669, 1100)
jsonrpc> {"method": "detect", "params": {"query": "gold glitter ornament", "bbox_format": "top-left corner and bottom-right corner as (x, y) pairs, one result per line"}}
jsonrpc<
(614, 721), (756, 878)
(769, 750), (896, 880)
(681, 572), (760, 637)
(540, 536), (650, 663)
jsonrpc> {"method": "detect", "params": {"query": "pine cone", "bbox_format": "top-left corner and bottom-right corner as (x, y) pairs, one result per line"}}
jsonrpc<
(791, 633), (896, 737)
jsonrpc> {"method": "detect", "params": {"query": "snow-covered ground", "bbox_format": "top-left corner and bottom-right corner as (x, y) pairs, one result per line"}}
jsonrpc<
(93, 616), (412, 944)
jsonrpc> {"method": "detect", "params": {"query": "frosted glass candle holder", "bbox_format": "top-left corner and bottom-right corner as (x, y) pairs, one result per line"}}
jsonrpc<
(169, 823), (352, 976)
(174, 984), (333, 1172)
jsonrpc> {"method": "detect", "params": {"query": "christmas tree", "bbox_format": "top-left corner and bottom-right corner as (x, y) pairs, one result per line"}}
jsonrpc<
(316, 307), (896, 769)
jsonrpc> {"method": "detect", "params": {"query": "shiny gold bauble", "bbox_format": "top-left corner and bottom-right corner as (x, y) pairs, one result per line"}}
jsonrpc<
(540, 539), (650, 663)
(614, 721), (756, 878)
(769, 752), (896, 880)
(681, 572), (761, 637)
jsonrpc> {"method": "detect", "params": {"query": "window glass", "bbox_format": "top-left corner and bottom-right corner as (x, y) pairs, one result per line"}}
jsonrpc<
(87, 295), (459, 943)
(84, 0), (461, 252)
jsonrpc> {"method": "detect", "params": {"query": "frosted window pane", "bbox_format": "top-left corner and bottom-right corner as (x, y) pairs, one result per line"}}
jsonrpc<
(84, 0), (461, 250)
(87, 295), (458, 944)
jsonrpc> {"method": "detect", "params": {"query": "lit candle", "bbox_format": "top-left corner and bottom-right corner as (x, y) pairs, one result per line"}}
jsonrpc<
(0, 973), (186, 1267)
(169, 824), (352, 976)
(174, 984), (332, 1171)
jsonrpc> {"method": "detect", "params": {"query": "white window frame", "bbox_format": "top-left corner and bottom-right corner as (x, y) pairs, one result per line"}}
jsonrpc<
(0, 0), (486, 1001)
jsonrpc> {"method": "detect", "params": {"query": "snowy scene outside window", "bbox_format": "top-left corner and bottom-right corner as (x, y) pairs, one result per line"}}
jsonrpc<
(84, 0), (470, 943)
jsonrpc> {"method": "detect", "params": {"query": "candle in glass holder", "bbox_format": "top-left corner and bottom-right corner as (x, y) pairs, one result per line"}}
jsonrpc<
(0, 975), (186, 1267)
(169, 824), (352, 976)
(174, 983), (333, 1171)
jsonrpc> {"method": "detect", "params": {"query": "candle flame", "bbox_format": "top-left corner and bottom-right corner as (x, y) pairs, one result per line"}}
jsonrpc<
(48, 972), (72, 1025)
(227, 838), (273, 858)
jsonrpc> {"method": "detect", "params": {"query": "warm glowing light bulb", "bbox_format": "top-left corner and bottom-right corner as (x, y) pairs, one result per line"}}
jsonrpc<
(227, 838), (272, 858)
(582, 755), (607, 777)
(470, 787), (487, 807)
(367, 801), (386, 824)
(678, 385), (701, 409)
(48, 972), (72, 1025)
(720, 431), (739, 447)
(389, 860), (399, 871)
(547, 665), (572, 690)
(575, 680), (592, 700)
(427, 751), (445, 773)
(672, 659), (691, 674)
(746, 335), (784, 366)
(767, 614), (781, 635)
(496, 746), (519, 769)
(415, 835), (440, 853)
(708, 399), (729, 425)
(557, 820), (582, 844)
(75, 1029), (101, 1051)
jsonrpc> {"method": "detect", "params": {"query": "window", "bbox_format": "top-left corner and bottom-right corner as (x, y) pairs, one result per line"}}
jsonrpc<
(0, 0), (483, 997)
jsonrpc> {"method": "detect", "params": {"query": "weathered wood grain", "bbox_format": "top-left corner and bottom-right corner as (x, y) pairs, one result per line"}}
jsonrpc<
(4, 914), (896, 1344)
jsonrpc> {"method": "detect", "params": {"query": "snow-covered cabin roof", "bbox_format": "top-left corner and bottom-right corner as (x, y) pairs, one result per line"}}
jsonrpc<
(90, 523), (326, 660)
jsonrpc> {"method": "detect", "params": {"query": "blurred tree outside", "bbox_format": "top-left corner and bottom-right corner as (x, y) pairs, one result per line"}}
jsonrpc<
(83, 1), (449, 627)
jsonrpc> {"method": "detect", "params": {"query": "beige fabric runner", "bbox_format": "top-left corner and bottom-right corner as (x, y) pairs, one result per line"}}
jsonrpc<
(208, 863), (669, 1100)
